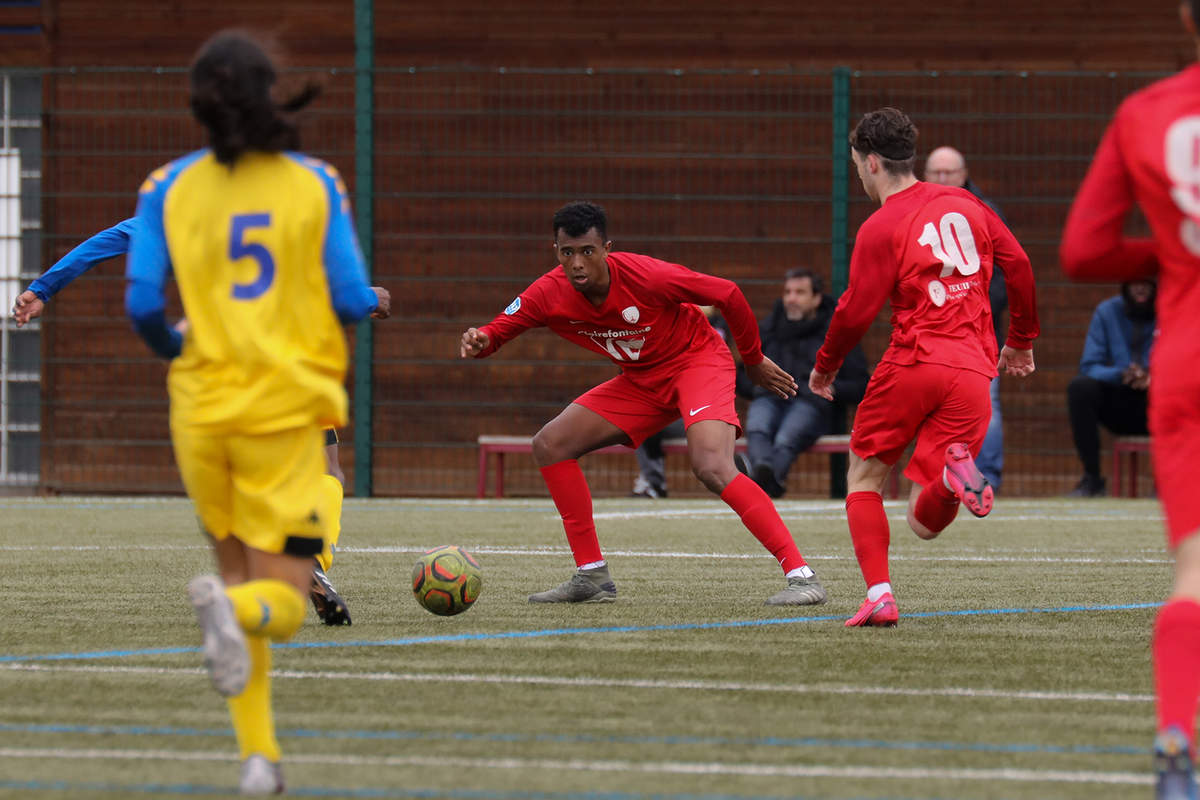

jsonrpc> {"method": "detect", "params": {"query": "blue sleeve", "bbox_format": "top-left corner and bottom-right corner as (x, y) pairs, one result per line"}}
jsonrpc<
(27, 218), (137, 301)
(1079, 299), (1125, 385)
(301, 157), (378, 323)
(125, 173), (181, 359)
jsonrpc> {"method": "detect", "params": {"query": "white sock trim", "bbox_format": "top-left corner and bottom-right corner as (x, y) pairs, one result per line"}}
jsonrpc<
(578, 560), (606, 572)
(786, 565), (815, 579)
(867, 582), (892, 602)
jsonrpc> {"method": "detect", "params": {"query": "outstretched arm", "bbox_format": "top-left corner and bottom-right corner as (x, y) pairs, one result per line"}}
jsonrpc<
(1060, 119), (1157, 281)
(14, 218), (137, 326)
(815, 219), (898, 376)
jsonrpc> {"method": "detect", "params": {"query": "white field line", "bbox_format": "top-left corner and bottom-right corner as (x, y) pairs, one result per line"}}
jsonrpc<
(0, 662), (1154, 704)
(0, 543), (1172, 564)
(0, 745), (1151, 785)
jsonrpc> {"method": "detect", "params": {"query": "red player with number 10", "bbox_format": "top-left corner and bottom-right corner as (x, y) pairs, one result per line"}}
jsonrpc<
(809, 107), (1040, 628)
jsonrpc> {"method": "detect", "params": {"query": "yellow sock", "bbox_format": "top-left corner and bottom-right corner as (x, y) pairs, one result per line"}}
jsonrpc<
(225, 579), (306, 641)
(315, 473), (344, 573)
(227, 635), (280, 761)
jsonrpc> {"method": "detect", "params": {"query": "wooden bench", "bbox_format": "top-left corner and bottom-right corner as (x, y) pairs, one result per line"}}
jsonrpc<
(476, 434), (900, 499)
(1112, 435), (1152, 498)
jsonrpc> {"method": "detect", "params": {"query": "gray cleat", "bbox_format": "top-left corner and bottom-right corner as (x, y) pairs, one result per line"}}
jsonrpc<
(239, 753), (285, 795)
(765, 574), (828, 606)
(528, 565), (617, 603)
(188, 574), (249, 697)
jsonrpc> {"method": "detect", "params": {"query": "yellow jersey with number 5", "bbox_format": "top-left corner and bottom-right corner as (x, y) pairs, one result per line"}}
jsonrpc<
(126, 149), (378, 434)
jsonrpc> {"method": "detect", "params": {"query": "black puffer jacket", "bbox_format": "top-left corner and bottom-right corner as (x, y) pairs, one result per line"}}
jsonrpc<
(752, 294), (870, 410)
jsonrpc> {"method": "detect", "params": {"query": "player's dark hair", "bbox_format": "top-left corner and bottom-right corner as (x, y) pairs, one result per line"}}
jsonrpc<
(785, 267), (823, 295)
(850, 107), (918, 176)
(189, 30), (320, 166)
(553, 201), (608, 240)
(1193, 0), (1200, 30)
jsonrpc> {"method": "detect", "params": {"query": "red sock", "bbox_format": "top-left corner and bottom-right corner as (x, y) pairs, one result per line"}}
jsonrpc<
(719, 473), (807, 574)
(913, 478), (960, 534)
(846, 490), (890, 588)
(1153, 598), (1200, 742)
(540, 460), (603, 567)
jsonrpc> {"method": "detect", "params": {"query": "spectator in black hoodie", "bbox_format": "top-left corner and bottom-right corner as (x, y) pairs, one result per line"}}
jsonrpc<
(746, 269), (869, 497)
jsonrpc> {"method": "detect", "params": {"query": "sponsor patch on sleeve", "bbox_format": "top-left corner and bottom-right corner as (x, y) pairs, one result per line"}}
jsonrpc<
(504, 297), (522, 315)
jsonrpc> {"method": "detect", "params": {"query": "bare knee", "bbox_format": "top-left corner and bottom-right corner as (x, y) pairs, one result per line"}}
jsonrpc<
(690, 454), (736, 494)
(1173, 535), (1200, 599)
(531, 425), (569, 467)
(324, 444), (345, 486)
(907, 507), (939, 540)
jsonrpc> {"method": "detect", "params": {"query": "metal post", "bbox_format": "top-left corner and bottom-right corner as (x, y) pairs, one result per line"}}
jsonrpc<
(829, 67), (851, 498)
(352, 0), (374, 497)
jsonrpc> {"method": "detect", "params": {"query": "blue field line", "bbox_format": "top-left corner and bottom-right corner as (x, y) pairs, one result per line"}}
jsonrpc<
(0, 781), (998, 800)
(0, 721), (1147, 757)
(0, 602), (1161, 665)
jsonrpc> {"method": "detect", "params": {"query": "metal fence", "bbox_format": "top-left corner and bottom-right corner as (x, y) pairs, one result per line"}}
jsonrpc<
(0, 66), (1167, 497)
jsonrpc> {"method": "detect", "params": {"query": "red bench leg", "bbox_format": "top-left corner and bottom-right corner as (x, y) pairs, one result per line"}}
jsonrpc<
(477, 447), (489, 498)
(495, 452), (505, 498)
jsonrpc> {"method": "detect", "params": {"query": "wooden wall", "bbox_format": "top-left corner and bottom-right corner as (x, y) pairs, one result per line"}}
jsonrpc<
(24, 1), (1185, 496)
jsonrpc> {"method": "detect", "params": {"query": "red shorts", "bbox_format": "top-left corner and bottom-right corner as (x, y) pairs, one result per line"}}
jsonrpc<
(851, 360), (991, 488)
(574, 348), (741, 448)
(1151, 382), (1200, 548)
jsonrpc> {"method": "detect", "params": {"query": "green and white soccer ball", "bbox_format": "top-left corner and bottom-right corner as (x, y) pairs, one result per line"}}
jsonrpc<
(411, 545), (482, 616)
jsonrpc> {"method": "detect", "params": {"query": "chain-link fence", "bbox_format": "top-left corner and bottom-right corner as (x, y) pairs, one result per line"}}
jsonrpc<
(0, 66), (1166, 497)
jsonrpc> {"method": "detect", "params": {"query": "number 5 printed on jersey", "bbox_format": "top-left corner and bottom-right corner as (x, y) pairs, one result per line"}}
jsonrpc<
(229, 213), (275, 300)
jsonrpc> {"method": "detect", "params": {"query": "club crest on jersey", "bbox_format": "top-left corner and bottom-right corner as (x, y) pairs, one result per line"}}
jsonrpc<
(504, 297), (522, 315)
(927, 280), (947, 307)
(621, 306), (640, 324)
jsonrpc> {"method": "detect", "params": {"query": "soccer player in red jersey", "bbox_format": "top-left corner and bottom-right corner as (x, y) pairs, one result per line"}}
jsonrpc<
(1060, 5), (1200, 795)
(809, 108), (1039, 629)
(460, 200), (827, 607)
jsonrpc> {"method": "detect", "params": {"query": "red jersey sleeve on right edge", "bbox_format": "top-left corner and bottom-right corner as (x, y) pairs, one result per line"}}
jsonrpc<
(815, 218), (897, 374)
(476, 279), (549, 358)
(1060, 117), (1158, 281)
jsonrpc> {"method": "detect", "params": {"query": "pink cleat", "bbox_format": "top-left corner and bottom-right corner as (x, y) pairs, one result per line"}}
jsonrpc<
(943, 443), (993, 518)
(844, 592), (899, 628)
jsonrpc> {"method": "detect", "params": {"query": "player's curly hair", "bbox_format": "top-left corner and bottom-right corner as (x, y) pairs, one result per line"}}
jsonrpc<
(850, 107), (918, 176)
(553, 201), (608, 240)
(189, 30), (320, 166)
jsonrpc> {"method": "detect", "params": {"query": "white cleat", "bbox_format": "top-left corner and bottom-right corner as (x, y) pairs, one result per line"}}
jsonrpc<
(187, 575), (249, 697)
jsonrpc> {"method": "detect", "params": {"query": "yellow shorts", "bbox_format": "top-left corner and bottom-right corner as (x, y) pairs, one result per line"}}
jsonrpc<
(171, 423), (329, 557)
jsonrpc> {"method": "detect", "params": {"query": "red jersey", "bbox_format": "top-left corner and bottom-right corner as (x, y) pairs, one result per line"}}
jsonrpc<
(816, 182), (1039, 378)
(1059, 65), (1200, 389)
(477, 251), (764, 375)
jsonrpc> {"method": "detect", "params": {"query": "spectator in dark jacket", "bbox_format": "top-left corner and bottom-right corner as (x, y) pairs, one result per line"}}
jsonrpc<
(1066, 280), (1156, 497)
(745, 268), (869, 498)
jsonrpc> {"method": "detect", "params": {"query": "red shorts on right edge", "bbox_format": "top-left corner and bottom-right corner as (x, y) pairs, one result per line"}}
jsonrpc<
(851, 361), (991, 488)
(1151, 382), (1200, 548)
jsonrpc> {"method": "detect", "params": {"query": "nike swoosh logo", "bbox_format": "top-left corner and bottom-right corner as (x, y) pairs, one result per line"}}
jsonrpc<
(569, 320), (586, 324)
(689, 404), (712, 416)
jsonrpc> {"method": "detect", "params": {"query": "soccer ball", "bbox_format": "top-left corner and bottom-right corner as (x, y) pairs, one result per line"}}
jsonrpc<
(411, 545), (482, 616)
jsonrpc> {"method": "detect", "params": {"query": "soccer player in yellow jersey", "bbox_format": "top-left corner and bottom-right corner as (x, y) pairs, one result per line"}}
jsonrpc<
(12, 218), (362, 626)
(125, 30), (389, 794)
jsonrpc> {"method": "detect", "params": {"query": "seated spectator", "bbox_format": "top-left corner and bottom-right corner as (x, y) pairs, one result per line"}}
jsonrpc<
(744, 269), (868, 498)
(1067, 280), (1156, 497)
